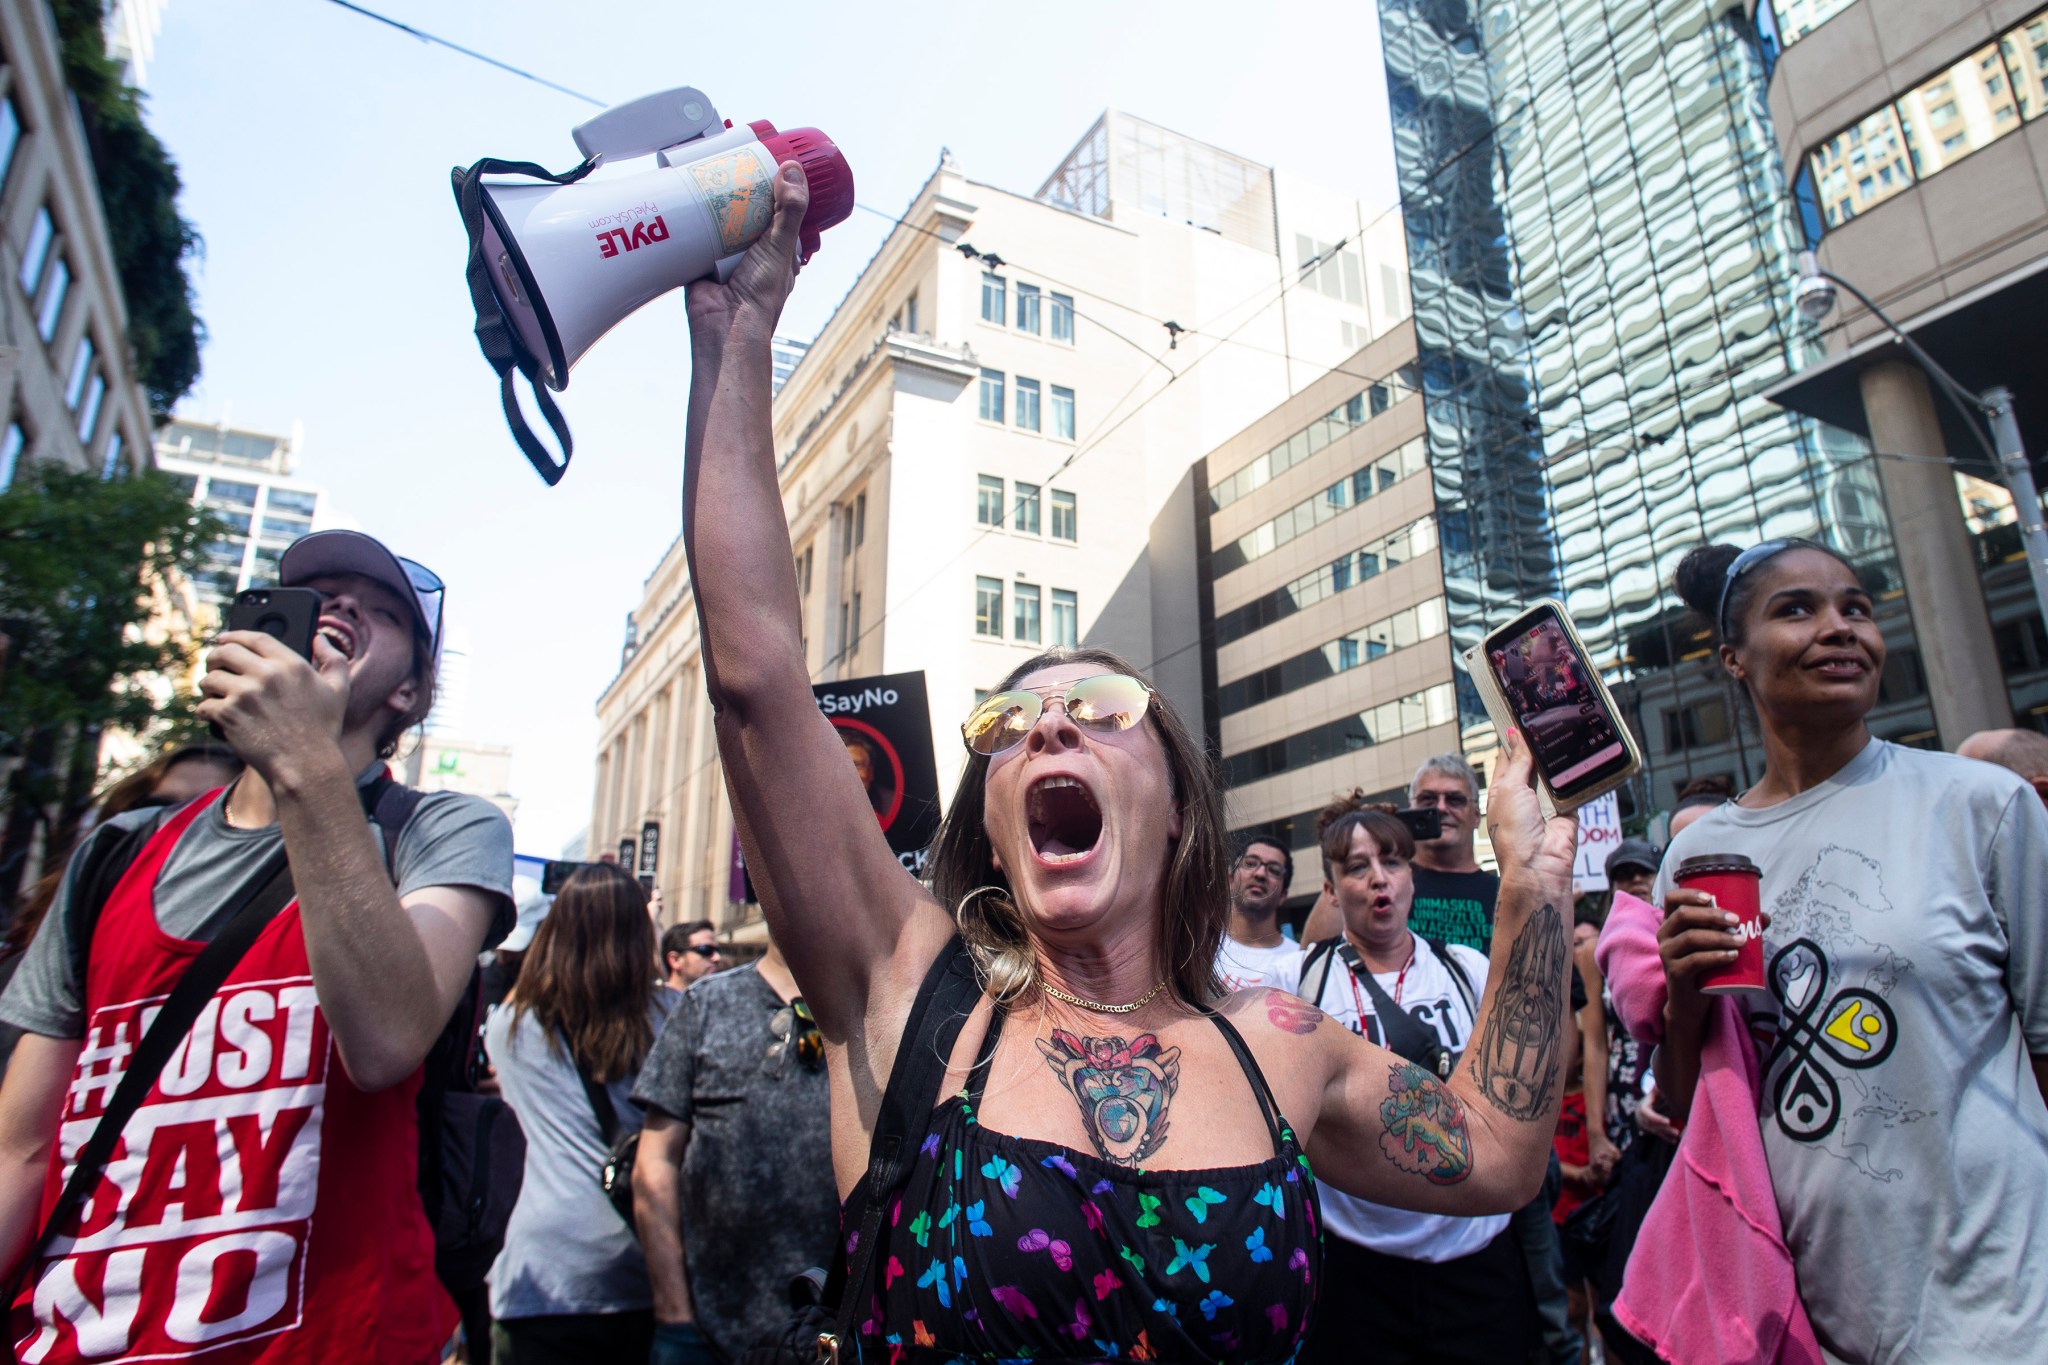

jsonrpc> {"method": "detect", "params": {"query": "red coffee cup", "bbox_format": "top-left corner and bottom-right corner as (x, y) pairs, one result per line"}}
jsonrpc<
(1675, 853), (1765, 995)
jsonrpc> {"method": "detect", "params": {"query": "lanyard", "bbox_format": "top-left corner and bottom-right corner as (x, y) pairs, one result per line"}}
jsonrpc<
(1343, 938), (1417, 1024)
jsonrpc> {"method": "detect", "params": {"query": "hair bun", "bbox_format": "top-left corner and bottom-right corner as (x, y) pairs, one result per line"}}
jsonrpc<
(1673, 543), (1742, 623)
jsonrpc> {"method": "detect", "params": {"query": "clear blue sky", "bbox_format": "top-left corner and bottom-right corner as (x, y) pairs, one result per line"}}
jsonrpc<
(141, 0), (1401, 855)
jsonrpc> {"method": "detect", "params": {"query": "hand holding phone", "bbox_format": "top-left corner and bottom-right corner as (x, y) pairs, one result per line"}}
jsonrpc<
(225, 589), (322, 658)
(1464, 600), (1641, 810)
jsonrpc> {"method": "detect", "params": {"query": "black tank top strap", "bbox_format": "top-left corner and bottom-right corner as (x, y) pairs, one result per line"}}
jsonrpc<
(964, 1000), (1008, 1105)
(1202, 1007), (1290, 1152)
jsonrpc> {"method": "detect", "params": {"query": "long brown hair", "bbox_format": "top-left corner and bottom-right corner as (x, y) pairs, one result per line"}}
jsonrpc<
(508, 863), (659, 1083)
(926, 646), (1229, 1008)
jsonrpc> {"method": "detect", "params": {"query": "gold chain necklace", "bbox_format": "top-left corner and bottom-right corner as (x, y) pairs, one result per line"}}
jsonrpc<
(1041, 977), (1169, 1015)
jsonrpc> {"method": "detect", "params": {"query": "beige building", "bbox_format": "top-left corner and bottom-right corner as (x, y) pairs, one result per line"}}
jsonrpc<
(409, 735), (518, 824)
(591, 114), (1411, 937)
(1765, 0), (2048, 741)
(0, 0), (154, 489)
(1199, 322), (1448, 905)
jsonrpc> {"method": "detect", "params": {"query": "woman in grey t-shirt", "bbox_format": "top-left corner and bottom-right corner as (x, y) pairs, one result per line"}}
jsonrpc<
(1655, 540), (2048, 1364)
(485, 863), (676, 1362)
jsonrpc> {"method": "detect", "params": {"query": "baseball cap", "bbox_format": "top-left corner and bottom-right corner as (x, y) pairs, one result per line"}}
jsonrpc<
(279, 530), (445, 664)
(1605, 838), (1662, 879)
(499, 887), (552, 953)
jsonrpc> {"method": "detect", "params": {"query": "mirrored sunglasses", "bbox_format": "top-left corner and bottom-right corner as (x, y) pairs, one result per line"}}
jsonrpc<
(961, 673), (1155, 757)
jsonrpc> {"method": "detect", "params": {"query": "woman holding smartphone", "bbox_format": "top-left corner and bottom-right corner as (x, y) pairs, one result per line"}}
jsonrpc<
(678, 160), (1582, 1361)
(1654, 539), (2048, 1363)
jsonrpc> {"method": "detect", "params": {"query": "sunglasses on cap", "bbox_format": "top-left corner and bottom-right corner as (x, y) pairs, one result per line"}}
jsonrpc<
(398, 556), (447, 664)
(961, 673), (1156, 757)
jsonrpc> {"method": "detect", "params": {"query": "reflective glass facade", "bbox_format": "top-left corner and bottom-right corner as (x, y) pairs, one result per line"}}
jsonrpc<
(1379, 0), (1920, 812)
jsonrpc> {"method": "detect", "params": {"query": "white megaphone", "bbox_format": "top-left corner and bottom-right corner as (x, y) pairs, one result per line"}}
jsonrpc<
(453, 86), (854, 483)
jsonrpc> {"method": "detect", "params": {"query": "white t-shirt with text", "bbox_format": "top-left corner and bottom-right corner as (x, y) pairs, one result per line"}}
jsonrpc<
(1215, 936), (1305, 993)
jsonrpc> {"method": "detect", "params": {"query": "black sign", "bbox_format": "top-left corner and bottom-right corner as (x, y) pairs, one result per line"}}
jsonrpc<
(618, 837), (636, 868)
(639, 821), (661, 876)
(815, 670), (941, 877)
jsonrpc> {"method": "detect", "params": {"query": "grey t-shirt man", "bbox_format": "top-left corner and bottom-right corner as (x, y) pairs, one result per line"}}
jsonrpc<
(0, 769), (515, 1039)
(631, 965), (837, 1359)
(1655, 739), (2048, 1363)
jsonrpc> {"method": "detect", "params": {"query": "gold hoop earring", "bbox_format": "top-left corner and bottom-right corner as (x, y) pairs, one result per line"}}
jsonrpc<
(955, 883), (1017, 933)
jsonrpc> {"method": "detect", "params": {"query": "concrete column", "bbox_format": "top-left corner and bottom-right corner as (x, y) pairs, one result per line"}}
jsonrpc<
(1859, 360), (2013, 744)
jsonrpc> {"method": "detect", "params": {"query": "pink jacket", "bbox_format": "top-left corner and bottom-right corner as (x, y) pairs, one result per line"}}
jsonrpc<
(1595, 891), (1823, 1365)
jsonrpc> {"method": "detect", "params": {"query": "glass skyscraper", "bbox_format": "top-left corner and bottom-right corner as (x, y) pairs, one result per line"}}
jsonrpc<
(1378, 0), (1925, 813)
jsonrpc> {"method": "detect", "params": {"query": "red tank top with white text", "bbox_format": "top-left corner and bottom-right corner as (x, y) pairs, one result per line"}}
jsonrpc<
(9, 793), (454, 1363)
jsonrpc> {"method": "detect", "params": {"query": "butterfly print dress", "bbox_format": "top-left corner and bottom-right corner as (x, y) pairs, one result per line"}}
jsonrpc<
(851, 1005), (1321, 1363)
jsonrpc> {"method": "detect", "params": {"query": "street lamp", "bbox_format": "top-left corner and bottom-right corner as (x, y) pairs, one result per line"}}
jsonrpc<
(1795, 250), (2048, 630)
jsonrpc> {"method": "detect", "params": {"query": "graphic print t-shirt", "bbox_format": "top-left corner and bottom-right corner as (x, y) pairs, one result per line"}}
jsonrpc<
(1279, 938), (1506, 1261)
(1653, 740), (2048, 1363)
(1215, 937), (1305, 993)
(1407, 867), (1498, 954)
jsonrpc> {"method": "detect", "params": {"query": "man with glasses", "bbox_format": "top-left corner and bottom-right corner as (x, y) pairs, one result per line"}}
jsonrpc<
(0, 530), (515, 1360)
(1216, 835), (1303, 992)
(661, 919), (722, 992)
(1406, 753), (1499, 955)
(632, 938), (836, 1365)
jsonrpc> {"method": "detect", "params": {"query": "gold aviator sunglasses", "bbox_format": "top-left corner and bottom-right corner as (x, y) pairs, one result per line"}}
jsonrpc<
(961, 673), (1156, 757)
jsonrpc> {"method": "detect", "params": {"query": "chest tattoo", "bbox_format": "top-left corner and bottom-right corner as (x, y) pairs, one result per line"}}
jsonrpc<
(1037, 1030), (1183, 1166)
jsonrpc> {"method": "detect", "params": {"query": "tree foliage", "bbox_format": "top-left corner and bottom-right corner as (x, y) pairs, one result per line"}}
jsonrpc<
(0, 462), (218, 816)
(48, 0), (203, 418)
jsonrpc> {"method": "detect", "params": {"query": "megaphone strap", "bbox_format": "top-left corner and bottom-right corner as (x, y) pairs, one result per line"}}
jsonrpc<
(452, 155), (597, 486)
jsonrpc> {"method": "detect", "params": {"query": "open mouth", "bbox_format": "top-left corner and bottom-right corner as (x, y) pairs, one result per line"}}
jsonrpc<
(1806, 653), (1868, 679)
(1027, 775), (1104, 865)
(317, 620), (357, 660)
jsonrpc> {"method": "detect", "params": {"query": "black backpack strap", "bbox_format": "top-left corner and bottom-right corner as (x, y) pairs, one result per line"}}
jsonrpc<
(1299, 939), (1341, 1008)
(570, 1035), (623, 1145)
(59, 813), (165, 985)
(449, 155), (597, 486)
(1429, 937), (1480, 1019)
(825, 935), (979, 1344)
(19, 846), (294, 1291)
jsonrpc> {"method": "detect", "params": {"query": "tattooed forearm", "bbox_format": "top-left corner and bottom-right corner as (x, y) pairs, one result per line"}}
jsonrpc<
(1470, 902), (1567, 1122)
(1038, 1030), (1183, 1166)
(1379, 1061), (1472, 1185)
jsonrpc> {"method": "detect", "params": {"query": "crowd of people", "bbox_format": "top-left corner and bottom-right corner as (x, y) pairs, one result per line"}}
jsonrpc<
(0, 158), (2038, 1365)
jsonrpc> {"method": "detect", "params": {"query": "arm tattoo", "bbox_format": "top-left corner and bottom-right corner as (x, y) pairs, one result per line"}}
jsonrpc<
(1379, 1061), (1472, 1184)
(1470, 902), (1567, 1121)
(1038, 1030), (1182, 1166)
(1266, 997), (1323, 1035)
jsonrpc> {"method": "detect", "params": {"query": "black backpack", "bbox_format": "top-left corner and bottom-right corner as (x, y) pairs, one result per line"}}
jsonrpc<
(61, 775), (524, 1296)
(1298, 935), (1479, 1079)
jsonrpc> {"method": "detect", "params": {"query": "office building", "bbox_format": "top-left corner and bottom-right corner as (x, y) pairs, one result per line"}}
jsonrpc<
(0, 0), (154, 489)
(770, 334), (808, 397)
(1372, 0), (1966, 821)
(591, 115), (1412, 933)
(1200, 323), (1443, 904)
(1760, 0), (2048, 737)
(152, 418), (327, 614)
(410, 734), (517, 823)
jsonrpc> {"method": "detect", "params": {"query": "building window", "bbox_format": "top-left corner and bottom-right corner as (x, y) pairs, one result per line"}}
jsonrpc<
(1015, 377), (1041, 432)
(1014, 582), (1042, 643)
(18, 207), (53, 296)
(36, 258), (68, 342)
(975, 576), (1004, 636)
(1051, 489), (1077, 541)
(980, 272), (1006, 324)
(977, 474), (1005, 526)
(1014, 482), (1041, 534)
(0, 99), (20, 195)
(855, 491), (867, 546)
(1050, 293), (1074, 343)
(75, 371), (105, 442)
(100, 431), (123, 479)
(0, 420), (24, 490)
(1016, 282), (1041, 334)
(1661, 697), (1731, 753)
(65, 336), (94, 408)
(838, 601), (850, 656)
(268, 487), (319, 518)
(849, 592), (862, 652)
(1051, 589), (1078, 646)
(979, 368), (1005, 423)
(1051, 385), (1076, 440)
(895, 290), (919, 334)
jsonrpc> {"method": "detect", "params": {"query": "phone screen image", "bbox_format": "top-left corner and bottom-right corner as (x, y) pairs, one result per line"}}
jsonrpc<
(1486, 609), (1630, 796)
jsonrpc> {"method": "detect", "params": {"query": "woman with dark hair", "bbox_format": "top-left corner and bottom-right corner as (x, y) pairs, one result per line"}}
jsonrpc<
(1645, 539), (2048, 1363)
(1286, 808), (1536, 1363)
(676, 162), (1580, 1361)
(485, 863), (674, 1362)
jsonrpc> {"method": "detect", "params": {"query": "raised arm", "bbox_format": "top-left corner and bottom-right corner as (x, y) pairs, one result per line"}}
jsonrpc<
(680, 163), (950, 1044)
(1277, 729), (1579, 1214)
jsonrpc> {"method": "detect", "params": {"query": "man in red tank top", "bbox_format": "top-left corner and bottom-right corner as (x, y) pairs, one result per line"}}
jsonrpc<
(0, 531), (513, 1363)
